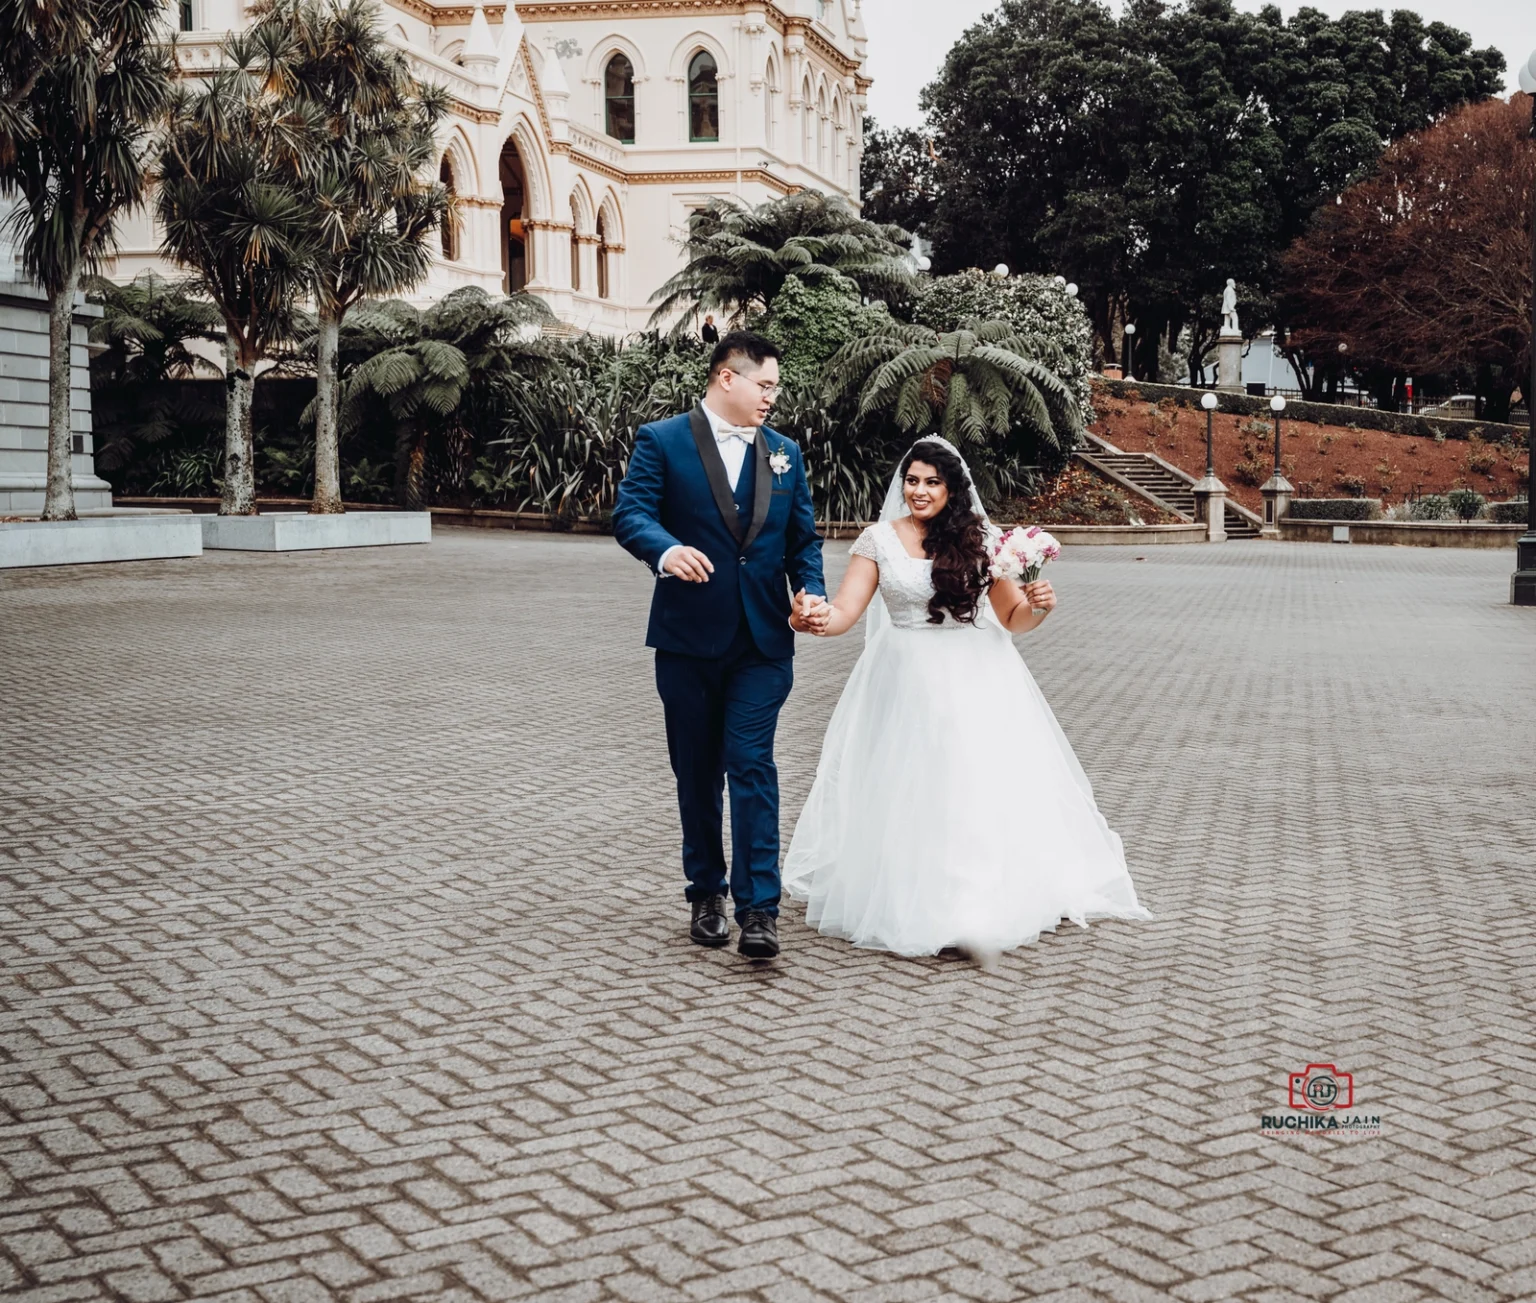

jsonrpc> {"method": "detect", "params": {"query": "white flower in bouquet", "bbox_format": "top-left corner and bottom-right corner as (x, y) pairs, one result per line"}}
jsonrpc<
(988, 525), (1062, 585)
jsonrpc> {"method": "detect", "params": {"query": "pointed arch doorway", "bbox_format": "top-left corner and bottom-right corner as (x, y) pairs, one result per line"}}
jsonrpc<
(499, 138), (531, 292)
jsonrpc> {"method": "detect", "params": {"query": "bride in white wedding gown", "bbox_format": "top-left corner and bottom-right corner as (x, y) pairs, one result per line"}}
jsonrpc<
(783, 437), (1151, 959)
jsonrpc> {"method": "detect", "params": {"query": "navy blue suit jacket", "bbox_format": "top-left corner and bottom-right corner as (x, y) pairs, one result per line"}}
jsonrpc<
(613, 406), (826, 661)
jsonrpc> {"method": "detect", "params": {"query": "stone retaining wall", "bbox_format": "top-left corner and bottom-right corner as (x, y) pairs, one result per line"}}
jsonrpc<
(1279, 518), (1524, 549)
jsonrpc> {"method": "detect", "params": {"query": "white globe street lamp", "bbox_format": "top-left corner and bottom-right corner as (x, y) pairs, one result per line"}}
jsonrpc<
(1065, 282), (1078, 297)
(1269, 393), (1287, 474)
(992, 263), (1009, 278)
(1122, 321), (1137, 381)
(1200, 390), (1219, 476)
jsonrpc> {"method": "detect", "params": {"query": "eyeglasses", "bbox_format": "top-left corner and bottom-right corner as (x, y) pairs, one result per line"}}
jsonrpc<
(727, 369), (781, 401)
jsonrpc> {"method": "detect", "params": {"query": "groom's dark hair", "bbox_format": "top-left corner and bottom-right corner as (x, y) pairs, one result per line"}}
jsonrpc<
(709, 331), (781, 380)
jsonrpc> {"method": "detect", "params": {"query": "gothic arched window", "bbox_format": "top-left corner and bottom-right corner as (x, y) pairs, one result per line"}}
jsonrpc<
(817, 86), (829, 173)
(688, 51), (719, 142)
(764, 58), (778, 146)
(439, 157), (458, 261)
(596, 213), (610, 300)
(604, 54), (635, 143)
(831, 95), (843, 179)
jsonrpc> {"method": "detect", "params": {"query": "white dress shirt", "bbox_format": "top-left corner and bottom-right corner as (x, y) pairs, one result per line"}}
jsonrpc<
(656, 402), (755, 578)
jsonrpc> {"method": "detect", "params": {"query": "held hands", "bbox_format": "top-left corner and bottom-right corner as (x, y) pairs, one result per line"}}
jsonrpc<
(789, 589), (831, 635)
(1023, 579), (1057, 615)
(663, 546), (715, 582)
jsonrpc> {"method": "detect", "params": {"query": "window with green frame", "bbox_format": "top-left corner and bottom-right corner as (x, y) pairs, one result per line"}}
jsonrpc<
(688, 51), (719, 142)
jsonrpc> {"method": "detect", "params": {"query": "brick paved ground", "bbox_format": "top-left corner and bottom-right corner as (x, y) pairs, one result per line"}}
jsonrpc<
(2, 530), (1534, 1303)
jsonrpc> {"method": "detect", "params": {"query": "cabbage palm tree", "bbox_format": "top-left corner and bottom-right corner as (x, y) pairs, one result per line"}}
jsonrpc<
(157, 28), (323, 515)
(255, 0), (451, 515)
(0, 0), (173, 520)
(648, 190), (914, 330)
(823, 317), (1082, 473)
(0, 1), (90, 167)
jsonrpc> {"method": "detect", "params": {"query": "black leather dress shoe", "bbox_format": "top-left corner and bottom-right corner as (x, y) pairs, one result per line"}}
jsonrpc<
(690, 895), (730, 947)
(737, 911), (779, 959)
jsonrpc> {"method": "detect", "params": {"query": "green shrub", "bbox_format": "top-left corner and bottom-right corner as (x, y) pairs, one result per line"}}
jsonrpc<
(1334, 473), (1367, 497)
(1464, 442), (1498, 476)
(910, 269), (1095, 425)
(1487, 499), (1529, 524)
(1232, 456), (1269, 487)
(1410, 494), (1450, 520)
(479, 333), (710, 518)
(757, 273), (889, 393)
(1446, 488), (1485, 521)
(1286, 498), (1380, 521)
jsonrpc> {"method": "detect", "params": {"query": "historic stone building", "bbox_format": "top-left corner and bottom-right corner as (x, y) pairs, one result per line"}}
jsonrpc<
(115, 0), (871, 335)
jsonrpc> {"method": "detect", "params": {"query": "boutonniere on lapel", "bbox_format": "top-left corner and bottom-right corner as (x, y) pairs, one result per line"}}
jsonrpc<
(767, 441), (792, 482)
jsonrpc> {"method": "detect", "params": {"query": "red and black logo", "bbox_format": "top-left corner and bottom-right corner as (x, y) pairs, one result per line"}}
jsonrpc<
(1288, 1063), (1354, 1110)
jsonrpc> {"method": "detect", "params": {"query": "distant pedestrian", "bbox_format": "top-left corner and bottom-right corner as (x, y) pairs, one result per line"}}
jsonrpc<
(701, 315), (719, 345)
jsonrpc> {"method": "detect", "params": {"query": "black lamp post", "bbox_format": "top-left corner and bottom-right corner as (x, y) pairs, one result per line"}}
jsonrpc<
(1123, 321), (1137, 381)
(1514, 49), (1536, 605)
(1270, 393), (1286, 471)
(1201, 390), (1218, 476)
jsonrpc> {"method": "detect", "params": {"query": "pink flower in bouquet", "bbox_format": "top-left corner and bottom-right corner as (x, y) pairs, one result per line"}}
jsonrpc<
(987, 525), (1062, 585)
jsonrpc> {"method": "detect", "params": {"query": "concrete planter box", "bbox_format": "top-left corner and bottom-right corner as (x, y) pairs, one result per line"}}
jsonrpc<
(0, 514), (203, 569)
(1048, 522), (1208, 546)
(1279, 518), (1525, 549)
(200, 511), (431, 552)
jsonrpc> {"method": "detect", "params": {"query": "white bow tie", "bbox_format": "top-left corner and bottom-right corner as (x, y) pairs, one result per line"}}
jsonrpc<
(716, 424), (757, 445)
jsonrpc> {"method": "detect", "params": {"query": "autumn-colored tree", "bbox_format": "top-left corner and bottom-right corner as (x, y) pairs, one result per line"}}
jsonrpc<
(1283, 95), (1534, 421)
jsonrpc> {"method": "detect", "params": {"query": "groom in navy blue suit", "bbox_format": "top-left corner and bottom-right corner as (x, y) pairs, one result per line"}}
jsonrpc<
(613, 332), (827, 959)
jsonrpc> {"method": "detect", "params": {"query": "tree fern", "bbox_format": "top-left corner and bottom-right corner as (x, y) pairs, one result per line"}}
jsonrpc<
(648, 190), (914, 329)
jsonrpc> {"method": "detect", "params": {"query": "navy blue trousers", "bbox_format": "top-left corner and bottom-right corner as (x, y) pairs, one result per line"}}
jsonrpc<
(655, 625), (793, 921)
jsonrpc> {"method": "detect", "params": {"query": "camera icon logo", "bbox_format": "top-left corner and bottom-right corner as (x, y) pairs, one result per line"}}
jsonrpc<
(1289, 1063), (1354, 1110)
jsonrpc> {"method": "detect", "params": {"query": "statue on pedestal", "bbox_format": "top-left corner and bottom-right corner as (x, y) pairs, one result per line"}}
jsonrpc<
(1220, 278), (1240, 336)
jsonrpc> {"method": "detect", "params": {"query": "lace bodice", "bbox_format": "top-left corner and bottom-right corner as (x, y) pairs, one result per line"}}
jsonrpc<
(850, 520), (992, 631)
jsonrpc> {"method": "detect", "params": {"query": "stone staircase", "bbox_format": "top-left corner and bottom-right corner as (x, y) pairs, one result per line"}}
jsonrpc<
(1075, 433), (1263, 539)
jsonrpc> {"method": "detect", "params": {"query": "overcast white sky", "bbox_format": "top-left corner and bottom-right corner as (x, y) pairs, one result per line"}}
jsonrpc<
(862, 0), (1532, 130)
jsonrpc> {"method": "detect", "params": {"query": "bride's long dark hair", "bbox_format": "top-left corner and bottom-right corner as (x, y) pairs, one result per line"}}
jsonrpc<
(901, 440), (989, 626)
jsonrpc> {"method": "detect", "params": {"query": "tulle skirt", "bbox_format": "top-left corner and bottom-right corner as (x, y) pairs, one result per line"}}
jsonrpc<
(784, 622), (1151, 957)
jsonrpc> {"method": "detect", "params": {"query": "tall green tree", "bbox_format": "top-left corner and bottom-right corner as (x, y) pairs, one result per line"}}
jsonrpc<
(0, 0), (173, 520)
(258, 0), (450, 515)
(918, 0), (1505, 377)
(859, 117), (939, 239)
(157, 27), (323, 515)
(649, 189), (915, 329)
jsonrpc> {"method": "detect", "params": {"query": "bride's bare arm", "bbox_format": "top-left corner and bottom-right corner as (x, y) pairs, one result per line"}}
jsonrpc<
(988, 577), (1057, 633)
(817, 556), (881, 636)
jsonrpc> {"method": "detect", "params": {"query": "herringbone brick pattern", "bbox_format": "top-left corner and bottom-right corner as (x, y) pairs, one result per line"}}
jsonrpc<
(1, 532), (1533, 1303)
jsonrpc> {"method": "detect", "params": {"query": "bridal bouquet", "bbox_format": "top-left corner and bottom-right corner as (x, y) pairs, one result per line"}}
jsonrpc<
(988, 525), (1062, 586)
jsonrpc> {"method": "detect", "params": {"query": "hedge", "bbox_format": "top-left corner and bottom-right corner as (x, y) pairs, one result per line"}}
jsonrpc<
(1487, 499), (1530, 524)
(1285, 498), (1382, 521)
